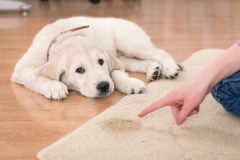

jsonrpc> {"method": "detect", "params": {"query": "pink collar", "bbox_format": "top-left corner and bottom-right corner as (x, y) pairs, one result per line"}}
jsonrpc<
(46, 25), (89, 61)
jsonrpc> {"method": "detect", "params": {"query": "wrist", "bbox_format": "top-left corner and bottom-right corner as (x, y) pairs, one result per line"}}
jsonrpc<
(187, 68), (215, 94)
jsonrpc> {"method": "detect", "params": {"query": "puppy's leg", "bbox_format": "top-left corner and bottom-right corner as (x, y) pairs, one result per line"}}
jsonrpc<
(114, 25), (180, 79)
(25, 73), (68, 100)
(111, 70), (145, 94)
(12, 61), (68, 100)
(118, 56), (161, 81)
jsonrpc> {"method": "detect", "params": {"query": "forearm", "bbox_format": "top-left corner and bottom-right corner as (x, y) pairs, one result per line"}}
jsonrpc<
(191, 43), (240, 93)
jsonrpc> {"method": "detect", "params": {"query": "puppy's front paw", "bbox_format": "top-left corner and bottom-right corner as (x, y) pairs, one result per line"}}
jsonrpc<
(122, 78), (145, 95)
(41, 81), (68, 100)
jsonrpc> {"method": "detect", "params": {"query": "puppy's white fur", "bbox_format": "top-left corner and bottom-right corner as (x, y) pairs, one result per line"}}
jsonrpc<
(12, 17), (180, 100)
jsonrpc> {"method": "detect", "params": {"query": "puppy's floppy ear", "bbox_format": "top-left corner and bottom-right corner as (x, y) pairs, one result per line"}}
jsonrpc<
(36, 60), (64, 81)
(107, 53), (124, 72)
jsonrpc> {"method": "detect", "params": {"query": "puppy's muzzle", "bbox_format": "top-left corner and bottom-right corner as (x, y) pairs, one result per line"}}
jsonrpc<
(97, 81), (110, 93)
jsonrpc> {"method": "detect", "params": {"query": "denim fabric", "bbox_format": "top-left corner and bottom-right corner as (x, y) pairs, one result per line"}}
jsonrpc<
(211, 71), (240, 116)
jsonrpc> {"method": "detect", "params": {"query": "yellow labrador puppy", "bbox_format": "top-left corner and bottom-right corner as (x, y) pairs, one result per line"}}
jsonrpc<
(12, 17), (180, 100)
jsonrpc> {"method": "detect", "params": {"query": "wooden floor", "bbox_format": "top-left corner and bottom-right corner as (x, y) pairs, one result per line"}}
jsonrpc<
(0, 0), (239, 159)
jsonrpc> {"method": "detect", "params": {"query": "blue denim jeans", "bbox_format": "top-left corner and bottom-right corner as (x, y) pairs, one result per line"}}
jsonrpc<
(211, 71), (240, 116)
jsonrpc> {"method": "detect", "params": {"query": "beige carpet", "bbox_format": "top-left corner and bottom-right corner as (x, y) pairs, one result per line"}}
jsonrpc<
(37, 49), (240, 160)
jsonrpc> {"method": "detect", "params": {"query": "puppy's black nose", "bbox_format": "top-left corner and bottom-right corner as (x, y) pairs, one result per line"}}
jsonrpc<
(97, 81), (110, 93)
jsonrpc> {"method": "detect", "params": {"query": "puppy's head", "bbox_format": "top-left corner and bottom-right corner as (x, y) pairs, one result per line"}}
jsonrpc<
(37, 38), (123, 98)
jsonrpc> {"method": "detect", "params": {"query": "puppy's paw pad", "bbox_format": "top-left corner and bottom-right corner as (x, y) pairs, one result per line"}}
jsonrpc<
(147, 63), (162, 81)
(42, 81), (68, 100)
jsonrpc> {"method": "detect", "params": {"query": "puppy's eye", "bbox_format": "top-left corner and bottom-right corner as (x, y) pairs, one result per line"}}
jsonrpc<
(98, 59), (104, 65)
(76, 67), (85, 74)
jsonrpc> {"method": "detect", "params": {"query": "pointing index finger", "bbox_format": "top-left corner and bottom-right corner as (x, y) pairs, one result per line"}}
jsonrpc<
(138, 97), (172, 117)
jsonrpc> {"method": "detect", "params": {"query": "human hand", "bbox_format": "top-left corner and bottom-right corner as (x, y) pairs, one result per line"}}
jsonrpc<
(139, 43), (240, 125)
(138, 81), (209, 125)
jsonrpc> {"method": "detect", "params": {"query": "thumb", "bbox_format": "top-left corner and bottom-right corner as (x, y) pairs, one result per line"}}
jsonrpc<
(175, 104), (196, 125)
